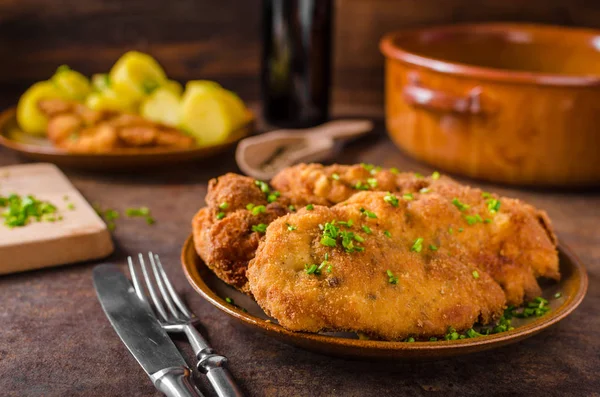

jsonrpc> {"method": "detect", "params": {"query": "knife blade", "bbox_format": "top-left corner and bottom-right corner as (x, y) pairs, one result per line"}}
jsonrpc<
(93, 264), (203, 397)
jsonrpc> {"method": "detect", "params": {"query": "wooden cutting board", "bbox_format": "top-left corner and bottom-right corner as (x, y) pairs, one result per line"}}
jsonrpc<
(0, 163), (114, 275)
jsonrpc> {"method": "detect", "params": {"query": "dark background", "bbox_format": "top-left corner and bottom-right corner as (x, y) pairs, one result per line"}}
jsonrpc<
(1, 0), (600, 113)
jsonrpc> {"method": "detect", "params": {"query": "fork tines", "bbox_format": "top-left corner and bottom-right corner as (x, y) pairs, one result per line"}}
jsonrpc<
(128, 252), (194, 323)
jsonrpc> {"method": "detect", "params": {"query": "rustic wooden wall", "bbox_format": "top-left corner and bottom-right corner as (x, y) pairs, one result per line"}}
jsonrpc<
(1, 0), (600, 113)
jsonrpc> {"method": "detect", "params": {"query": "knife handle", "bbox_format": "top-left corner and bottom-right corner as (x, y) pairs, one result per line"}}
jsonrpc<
(151, 366), (204, 397)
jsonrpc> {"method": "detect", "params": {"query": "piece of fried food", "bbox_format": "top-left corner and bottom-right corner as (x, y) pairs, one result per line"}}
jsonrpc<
(192, 173), (291, 293)
(247, 192), (507, 340)
(193, 164), (559, 304)
(38, 98), (194, 152)
(272, 163), (559, 305)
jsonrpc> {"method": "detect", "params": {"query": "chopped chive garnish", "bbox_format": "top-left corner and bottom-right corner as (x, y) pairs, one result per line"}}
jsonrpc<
(429, 244), (438, 251)
(367, 178), (378, 188)
(67, 203), (75, 210)
(448, 227), (453, 234)
(414, 172), (423, 178)
(383, 193), (399, 207)
(126, 207), (149, 217)
(431, 171), (440, 180)
(225, 297), (233, 304)
(254, 180), (270, 194)
(370, 166), (382, 175)
(486, 198), (501, 213)
(305, 264), (319, 275)
(554, 292), (562, 299)
(451, 198), (470, 211)
(359, 208), (377, 218)
(306, 204), (314, 210)
(104, 209), (119, 221)
(246, 203), (255, 210)
(464, 214), (483, 225)
(458, 228), (464, 232)
(405, 337), (415, 343)
(390, 167), (399, 175)
(338, 219), (353, 228)
(472, 270), (480, 279)
(331, 173), (340, 181)
(219, 202), (229, 210)
(252, 223), (267, 233)
(383, 230), (391, 238)
(145, 216), (155, 225)
(484, 219), (492, 224)
(386, 270), (398, 285)
(251, 205), (266, 215)
(429, 337), (438, 341)
(362, 225), (372, 234)
(482, 192), (492, 199)
(419, 188), (430, 194)
(317, 261), (327, 272)
(354, 234), (365, 243)
(360, 163), (374, 172)
(402, 193), (414, 201)
(216, 212), (225, 220)
(267, 191), (280, 203)
(410, 237), (424, 253)
(354, 181), (370, 190)
(288, 205), (296, 212)
(320, 236), (337, 247)
(287, 223), (297, 231)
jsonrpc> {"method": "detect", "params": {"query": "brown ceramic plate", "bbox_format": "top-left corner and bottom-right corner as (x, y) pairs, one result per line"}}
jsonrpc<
(181, 235), (588, 360)
(0, 107), (254, 170)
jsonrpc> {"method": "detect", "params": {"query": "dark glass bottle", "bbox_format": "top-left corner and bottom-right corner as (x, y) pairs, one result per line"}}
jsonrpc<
(261, 0), (333, 127)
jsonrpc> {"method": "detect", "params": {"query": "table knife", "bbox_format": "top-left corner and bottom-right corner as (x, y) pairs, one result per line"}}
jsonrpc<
(93, 264), (203, 397)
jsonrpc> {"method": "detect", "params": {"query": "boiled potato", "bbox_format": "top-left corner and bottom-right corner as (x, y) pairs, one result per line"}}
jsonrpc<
(91, 73), (111, 92)
(140, 88), (181, 127)
(51, 65), (91, 101)
(218, 89), (249, 128)
(86, 89), (136, 113)
(109, 51), (167, 101)
(164, 80), (183, 97)
(183, 80), (222, 99)
(17, 81), (66, 135)
(179, 87), (248, 146)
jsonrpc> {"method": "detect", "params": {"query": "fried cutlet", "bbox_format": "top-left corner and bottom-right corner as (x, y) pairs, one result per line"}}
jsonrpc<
(271, 163), (559, 304)
(192, 173), (290, 293)
(193, 164), (559, 304)
(247, 192), (507, 340)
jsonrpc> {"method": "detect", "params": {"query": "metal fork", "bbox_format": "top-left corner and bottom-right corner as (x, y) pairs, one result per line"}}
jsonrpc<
(128, 252), (244, 397)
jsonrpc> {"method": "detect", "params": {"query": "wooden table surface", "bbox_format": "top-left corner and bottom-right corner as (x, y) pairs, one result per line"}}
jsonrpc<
(0, 120), (598, 397)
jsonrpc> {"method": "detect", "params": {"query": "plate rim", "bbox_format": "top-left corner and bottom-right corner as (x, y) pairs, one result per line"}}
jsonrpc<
(0, 106), (254, 158)
(181, 234), (588, 354)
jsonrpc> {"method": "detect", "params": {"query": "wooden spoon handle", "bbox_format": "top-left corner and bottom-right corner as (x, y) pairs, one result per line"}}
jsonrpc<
(306, 119), (373, 140)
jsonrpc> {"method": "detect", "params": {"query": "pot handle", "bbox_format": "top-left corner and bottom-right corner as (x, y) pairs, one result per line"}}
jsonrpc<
(402, 73), (484, 115)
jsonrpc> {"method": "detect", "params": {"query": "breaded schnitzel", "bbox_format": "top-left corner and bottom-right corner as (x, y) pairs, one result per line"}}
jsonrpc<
(247, 192), (507, 340)
(192, 173), (290, 293)
(193, 163), (559, 305)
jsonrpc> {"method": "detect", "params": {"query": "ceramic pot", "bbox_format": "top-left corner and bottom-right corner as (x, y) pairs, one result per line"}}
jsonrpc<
(380, 23), (600, 186)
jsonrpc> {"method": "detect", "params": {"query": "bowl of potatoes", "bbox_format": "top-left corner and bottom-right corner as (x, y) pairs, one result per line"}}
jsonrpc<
(0, 51), (254, 169)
